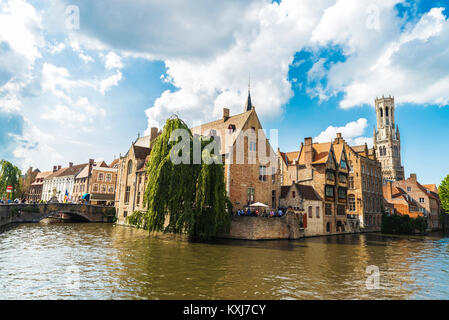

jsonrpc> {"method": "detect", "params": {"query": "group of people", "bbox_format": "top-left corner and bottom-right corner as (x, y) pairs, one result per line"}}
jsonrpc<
(233, 208), (285, 217)
(0, 198), (26, 204)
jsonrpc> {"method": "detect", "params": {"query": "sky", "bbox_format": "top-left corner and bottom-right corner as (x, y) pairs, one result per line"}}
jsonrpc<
(0, 0), (448, 185)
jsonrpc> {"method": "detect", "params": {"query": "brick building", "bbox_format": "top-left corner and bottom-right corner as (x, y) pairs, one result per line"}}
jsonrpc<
(191, 93), (280, 212)
(280, 183), (323, 236)
(340, 137), (383, 231)
(383, 181), (421, 218)
(115, 128), (160, 223)
(28, 171), (52, 203)
(72, 160), (118, 205)
(279, 135), (350, 234)
(392, 174), (441, 230)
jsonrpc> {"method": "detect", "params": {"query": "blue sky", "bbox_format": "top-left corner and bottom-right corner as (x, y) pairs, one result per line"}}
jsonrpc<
(0, 0), (448, 185)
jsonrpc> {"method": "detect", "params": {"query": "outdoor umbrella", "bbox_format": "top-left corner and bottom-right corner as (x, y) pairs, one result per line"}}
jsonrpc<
(249, 202), (269, 208)
(82, 193), (90, 201)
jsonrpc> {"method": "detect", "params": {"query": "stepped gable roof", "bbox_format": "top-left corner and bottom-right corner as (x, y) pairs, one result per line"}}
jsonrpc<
(297, 142), (332, 165)
(191, 109), (253, 154)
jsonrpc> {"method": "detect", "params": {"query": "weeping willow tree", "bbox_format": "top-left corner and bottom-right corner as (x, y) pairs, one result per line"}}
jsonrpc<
(127, 116), (231, 241)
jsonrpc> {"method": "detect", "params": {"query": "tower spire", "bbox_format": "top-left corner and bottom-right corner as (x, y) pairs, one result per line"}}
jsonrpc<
(245, 74), (253, 112)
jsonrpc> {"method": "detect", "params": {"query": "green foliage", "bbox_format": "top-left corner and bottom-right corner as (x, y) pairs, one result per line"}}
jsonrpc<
(129, 116), (231, 241)
(126, 210), (147, 229)
(381, 213), (427, 234)
(0, 160), (22, 200)
(439, 175), (449, 214)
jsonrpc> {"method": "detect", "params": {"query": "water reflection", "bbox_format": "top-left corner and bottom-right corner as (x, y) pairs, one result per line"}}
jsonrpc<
(0, 224), (448, 299)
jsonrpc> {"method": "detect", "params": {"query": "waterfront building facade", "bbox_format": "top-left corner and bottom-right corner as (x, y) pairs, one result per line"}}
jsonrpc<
(72, 160), (118, 205)
(279, 135), (350, 234)
(392, 174), (441, 230)
(41, 163), (86, 202)
(340, 138), (383, 231)
(191, 95), (281, 212)
(373, 96), (405, 182)
(383, 181), (421, 218)
(28, 170), (52, 203)
(115, 128), (160, 223)
(280, 183), (323, 236)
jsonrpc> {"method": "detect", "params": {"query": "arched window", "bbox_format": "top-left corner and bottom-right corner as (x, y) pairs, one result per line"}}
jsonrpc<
(380, 108), (383, 117)
(127, 160), (133, 175)
(385, 107), (389, 117)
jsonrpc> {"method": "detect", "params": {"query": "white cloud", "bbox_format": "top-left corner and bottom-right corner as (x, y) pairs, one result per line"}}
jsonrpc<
(69, 40), (94, 63)
(100, 70), (122, 95)
(103, 51), (123, 70)
(0, 0), (43, 64)
(310, 1), (449, 109)
(314, 118), (373, 147)
(49, 42), (66, 55)
(41, 97), (106, 125)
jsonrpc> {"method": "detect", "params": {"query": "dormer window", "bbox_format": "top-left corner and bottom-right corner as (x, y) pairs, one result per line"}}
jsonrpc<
(228, 124), (236, 133)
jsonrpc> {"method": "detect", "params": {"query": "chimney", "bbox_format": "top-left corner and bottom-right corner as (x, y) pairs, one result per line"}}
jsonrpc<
(53, 165), (57, 172)
(335, 132), (343, 144)
(150, 127), (159, 142)
(69, 162), (73, 168)
(57, 165), (61, 170)
(409, 173), (417, 182)
(223, 108), (230, 121)
(304, 137), (313, 164)
(384, 181), (393, 200)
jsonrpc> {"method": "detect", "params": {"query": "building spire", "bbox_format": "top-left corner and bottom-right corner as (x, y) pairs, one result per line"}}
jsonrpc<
(245, 74), (253, 112)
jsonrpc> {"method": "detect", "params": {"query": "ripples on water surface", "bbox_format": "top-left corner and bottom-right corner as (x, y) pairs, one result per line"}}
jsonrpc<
(0, 223), (448, 299)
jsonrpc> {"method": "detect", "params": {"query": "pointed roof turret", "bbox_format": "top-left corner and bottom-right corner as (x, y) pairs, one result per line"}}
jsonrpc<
(245, 76), (253, 112)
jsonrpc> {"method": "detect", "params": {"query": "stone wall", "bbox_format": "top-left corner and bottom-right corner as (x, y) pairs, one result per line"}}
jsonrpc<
(0, 204), (116, 228)
(223, 213), (305, 240)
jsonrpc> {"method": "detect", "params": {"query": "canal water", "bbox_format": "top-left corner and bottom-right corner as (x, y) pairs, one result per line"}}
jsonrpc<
(0, 223), (448, 299)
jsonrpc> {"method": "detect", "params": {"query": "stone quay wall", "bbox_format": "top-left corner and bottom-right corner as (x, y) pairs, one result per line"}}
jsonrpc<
(223, 213), (305, 240)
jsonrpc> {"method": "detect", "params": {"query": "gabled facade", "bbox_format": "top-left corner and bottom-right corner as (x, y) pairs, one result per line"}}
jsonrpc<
(280, 183), (323, 236)
(115, 128), (160, 223)
(279, 136), (350, 234)
(41, 163), (86, 202)
(72, 160), (117, 205)
(191, 105), (280, 211)
(392, 174), (441, 230)
(28, 170), (52, 203)
(339, 135), (383, 231)
(383, 181), (421, 218)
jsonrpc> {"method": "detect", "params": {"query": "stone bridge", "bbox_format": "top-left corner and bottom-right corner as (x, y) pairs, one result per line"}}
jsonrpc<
(0, 203), (116, 227)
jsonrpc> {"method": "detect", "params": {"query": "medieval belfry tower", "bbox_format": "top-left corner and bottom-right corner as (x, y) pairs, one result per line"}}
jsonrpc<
(373, 96), (405, 182)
